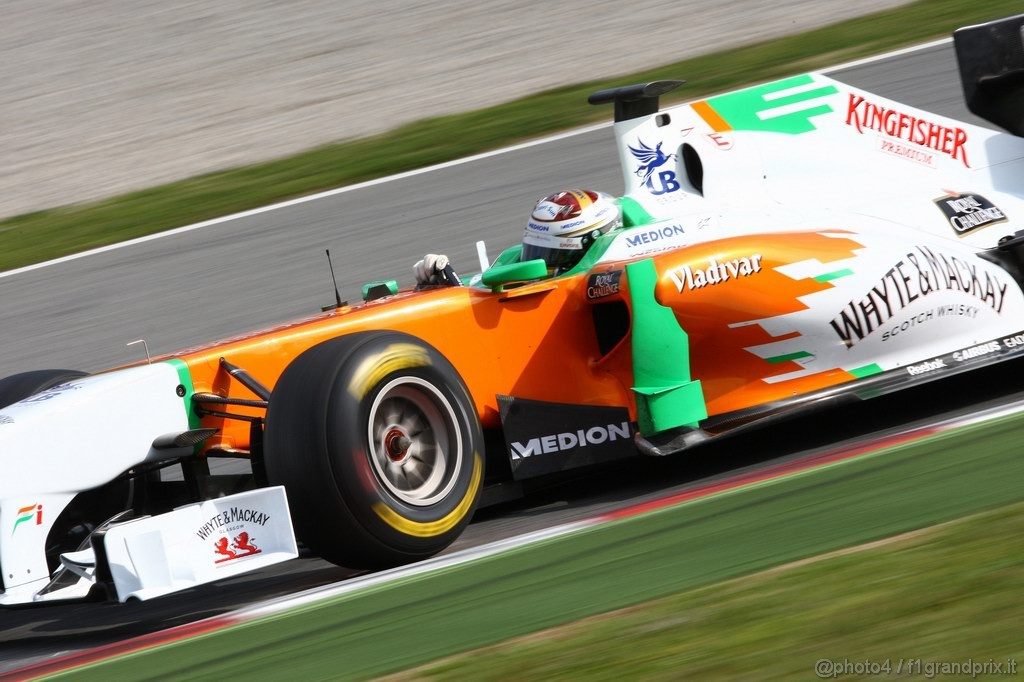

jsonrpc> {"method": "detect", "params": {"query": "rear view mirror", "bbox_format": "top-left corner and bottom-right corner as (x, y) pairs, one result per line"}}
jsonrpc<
(481, 259), (549, 290)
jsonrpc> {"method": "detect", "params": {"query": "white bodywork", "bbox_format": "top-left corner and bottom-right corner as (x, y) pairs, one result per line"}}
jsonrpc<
(3, 71), (1024, 607)
(104, 487), (296, 602)
(33, 487), (298, 604)
(591, 73), (1024, 380)
(0, 363), (298, 605)
(610, 73), (1024, 251)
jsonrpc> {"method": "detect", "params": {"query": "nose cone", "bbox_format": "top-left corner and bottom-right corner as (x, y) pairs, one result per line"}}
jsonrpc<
(0, 363), (190, 498)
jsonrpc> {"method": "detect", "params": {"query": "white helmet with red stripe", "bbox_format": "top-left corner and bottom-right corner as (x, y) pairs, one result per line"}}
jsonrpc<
(522, 189), (622, 271)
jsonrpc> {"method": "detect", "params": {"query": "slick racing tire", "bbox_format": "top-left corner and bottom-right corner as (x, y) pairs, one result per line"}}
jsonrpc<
(264, 331), (485, 569)
(0, 369), (88, 409)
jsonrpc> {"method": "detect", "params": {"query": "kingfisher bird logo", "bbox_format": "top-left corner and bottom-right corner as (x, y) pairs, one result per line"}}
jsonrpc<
(12, 504), (42, 535)
(629, 139), (676, 183)
(629, 139), (681, 196)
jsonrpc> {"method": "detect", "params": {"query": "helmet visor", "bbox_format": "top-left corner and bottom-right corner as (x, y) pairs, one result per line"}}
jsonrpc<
(521, 232), (586, 269)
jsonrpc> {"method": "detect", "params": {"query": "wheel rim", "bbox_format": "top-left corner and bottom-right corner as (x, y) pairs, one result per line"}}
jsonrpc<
(367, 377), (463, 507)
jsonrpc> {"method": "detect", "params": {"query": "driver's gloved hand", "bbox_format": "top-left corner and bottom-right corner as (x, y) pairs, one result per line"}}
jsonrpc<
(414, 253), (450, 285)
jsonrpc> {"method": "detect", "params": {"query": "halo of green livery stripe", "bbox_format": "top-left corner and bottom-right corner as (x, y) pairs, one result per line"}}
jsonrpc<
(164, 359), (200, 430)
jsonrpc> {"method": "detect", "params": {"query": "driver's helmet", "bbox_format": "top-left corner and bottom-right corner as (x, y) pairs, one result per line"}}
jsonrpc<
(522, 189), (622, 272)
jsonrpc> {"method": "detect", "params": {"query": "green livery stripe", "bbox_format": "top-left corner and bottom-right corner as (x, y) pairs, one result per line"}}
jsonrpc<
(705, 74), (838, 135)
(627, 259), (707, 434)
(765, 351), (814, 364)
(617, 196), (655, 228)
(813, 268), (854, 283)
(164, 359), (200, 429)
(849, 363), (884, 378)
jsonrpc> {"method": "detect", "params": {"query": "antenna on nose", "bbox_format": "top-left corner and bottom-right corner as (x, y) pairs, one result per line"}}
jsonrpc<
(322, 249), (347, 312)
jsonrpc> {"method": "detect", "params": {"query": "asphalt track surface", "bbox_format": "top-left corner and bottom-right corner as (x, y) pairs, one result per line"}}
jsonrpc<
(1, 42), (1018, 672)
(3, 0), (908, 218)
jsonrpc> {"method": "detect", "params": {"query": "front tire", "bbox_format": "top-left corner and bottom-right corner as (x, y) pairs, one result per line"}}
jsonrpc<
(264, 332), (484, 569)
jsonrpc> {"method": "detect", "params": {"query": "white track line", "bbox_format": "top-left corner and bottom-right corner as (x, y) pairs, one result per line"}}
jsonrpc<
(1, 38), (948, 281)
(191, 397), (1024, 628)
(823, 37), (951, 74)
(21, 397), (1024, 679)
(0, 123), (608, 281)
(239, 519), (599, 620)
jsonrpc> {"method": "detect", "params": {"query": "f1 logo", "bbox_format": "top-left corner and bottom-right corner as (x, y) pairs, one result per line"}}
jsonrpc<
(645, 170), (681, 196)
(12, 503), (42, 535)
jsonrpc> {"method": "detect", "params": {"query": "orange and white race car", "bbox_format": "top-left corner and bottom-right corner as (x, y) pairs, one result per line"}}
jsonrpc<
(2, 15), (1024, 606)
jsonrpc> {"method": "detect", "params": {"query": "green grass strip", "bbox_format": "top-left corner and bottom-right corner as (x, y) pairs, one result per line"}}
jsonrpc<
(395, 501), (1024, 680)
(3, 0), (1021, 274)
(60, 411), (1024, 681)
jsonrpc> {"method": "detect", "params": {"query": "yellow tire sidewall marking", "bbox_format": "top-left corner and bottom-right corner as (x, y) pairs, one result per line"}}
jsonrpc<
(372, 452), (483, 538)
(348, 343), (431, 401)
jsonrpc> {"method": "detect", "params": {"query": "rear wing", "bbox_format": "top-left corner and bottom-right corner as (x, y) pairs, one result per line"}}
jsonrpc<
(955, 13), (1024, 136)
(588, 80), (685, 122)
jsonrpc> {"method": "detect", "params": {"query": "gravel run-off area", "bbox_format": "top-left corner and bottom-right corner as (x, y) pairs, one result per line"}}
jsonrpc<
(3, 0), (910, 218)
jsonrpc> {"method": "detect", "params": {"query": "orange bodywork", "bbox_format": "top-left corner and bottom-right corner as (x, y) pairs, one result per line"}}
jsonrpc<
(168, 274), (636, 453)
(163, 230), (865, 454)
(653, 231), (864, 415)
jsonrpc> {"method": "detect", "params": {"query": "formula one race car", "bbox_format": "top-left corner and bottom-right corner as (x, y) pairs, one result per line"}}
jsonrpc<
(3, 15), (1024, 606)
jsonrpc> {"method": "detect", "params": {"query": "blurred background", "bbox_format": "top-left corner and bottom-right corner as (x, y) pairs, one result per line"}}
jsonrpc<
(6, 4), (1024, 677)
(3, 0), (909, 219)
